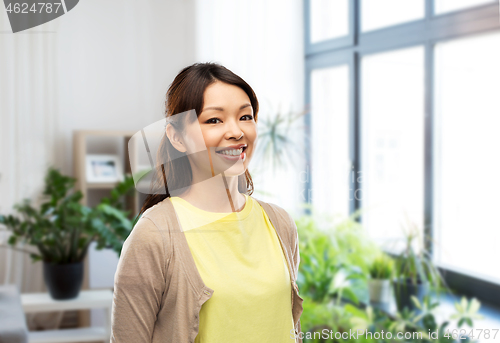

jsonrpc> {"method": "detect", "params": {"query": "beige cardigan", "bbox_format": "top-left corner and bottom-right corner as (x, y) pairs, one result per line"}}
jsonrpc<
(110, 196), (304, 343)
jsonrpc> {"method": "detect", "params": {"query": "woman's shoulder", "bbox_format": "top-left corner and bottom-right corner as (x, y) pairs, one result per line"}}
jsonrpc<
(251, 196), (297, 239)
(126, 198), (176, 251)
(252, 196), (293, 221)
(140, 197), (178, 231)
(141, 196), (172, 218)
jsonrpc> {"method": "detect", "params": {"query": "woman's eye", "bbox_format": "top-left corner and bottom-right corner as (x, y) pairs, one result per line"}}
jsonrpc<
(205, 115), (253, 124)
(205, 118), (221, 124)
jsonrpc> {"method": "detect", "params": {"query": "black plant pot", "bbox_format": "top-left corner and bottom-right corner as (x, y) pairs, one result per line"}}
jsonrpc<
(392, 278), (429, 313)
(43, 261), (84, 300)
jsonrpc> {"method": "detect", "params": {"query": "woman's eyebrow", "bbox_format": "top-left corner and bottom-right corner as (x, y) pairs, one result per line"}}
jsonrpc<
(202, 103), (252, 112)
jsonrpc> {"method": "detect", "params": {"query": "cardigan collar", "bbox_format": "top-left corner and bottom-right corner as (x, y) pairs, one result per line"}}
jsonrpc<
(163, 196), (296, 291)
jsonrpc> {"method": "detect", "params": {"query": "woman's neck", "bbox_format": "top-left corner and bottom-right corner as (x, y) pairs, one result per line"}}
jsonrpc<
(176, 174), (246, 213)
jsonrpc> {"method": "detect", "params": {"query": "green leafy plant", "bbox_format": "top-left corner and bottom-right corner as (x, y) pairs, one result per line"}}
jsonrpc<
(295, 207), (385, 341)
(384, 295), (482, 342)
(369, 252), (395, 280)
(296, 212), (370, 305)
(296, 217), (345, 303)
(299, 294), (347, 342)
(293, 205), (482, 343)
(0, 166), (136, 264)
(321, 294), (482, 343)
(252, 103), (309, 174)
(450, 297), (483, 328)
(393, 218), (445, 292)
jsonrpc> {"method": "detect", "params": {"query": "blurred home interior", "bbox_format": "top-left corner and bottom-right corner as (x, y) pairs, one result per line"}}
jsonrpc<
(1, 0), (499, 342)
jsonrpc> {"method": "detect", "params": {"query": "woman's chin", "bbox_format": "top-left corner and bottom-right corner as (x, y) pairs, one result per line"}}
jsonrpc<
(221, 165), (246, 177)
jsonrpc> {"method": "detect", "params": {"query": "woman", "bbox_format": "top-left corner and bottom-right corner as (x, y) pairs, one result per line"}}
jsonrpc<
(111, 62), (303, 343)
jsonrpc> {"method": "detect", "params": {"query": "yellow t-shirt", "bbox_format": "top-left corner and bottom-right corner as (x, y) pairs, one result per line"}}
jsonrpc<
(169, 194), (295, 342)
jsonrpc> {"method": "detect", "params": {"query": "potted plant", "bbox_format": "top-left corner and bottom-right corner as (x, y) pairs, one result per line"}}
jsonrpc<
(345, 294), (482, 342)
(0, 166), (135, 300)
(295, 207), (382, 341)
(392, 219), (445, 314)
(368, 252), (394, 304)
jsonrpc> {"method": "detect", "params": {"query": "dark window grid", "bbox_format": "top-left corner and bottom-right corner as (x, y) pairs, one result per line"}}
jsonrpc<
(304, 0), (357, 54)
(303, 0), (500, 307)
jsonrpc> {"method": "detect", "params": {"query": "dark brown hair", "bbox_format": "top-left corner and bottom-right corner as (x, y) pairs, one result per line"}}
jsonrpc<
(136, 62), (259, 222)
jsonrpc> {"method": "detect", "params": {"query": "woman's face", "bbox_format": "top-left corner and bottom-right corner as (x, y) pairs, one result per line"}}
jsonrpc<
(183, 81), (257, 178)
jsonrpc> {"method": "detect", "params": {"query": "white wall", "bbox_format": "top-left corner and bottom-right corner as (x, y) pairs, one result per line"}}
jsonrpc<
(56, 0), (196, 175)
(53, 0), (197, 327)
(1, 0), (304, 328)
(54, 0), (196, 326)
(194, 0), (306, 214)
(1, 0), (197, 328)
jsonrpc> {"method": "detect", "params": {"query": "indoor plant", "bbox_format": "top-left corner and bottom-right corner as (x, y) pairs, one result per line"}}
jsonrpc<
(368, 252), (395, 304)
(345, 295), (482, 342)
(252, 103), (309, 174)
(295, 206), (479, 343)
(249, 103), (309, 199)
(0, 166), (135, 299)
(295, 206), (381, 339)
(296, 208), (372, 305)
(392, 219), (446, 313)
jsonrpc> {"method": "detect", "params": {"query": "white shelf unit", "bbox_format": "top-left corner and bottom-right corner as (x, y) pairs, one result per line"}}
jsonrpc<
(73, 130), (145, 328)
(21, 289), (113, 343)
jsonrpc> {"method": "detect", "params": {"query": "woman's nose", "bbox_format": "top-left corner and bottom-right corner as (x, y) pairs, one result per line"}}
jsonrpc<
(224, 120), (244, 139)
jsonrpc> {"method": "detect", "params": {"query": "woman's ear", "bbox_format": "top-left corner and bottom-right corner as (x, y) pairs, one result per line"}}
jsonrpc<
(166, 123), (187, 153)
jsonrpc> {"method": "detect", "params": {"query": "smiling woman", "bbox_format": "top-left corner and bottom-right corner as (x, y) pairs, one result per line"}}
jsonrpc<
(203, 102), (253, 164)
(144, 63), (260, 213)
(187, 82), (257, 199)
(110, 62), (304, 343)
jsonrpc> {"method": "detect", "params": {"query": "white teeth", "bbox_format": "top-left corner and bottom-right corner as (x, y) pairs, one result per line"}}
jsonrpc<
(217, 148), (243, 156)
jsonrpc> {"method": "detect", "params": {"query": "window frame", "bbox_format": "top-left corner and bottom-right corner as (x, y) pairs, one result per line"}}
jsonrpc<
(304, 0), (500, 307)
(304, 0), (357, 54)
(305, 52), (357, 214)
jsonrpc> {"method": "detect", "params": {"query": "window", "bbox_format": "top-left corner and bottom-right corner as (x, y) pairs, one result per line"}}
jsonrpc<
(310, 65), (350, 220)
(434, 31), (500, 283)
(310, 0), (349, 42)
(305, 0), (500, 304)
(361, 0), (425, 32)
(361, 46), (425, 250)
(435, 0), (497, 14)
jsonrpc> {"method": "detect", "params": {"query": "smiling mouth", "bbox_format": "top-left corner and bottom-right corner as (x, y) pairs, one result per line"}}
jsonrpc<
(214, 147), (248, 162)
(215, 146), (247, 156)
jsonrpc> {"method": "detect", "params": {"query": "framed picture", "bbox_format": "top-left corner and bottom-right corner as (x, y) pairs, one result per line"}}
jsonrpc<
(86, 154), (124, 183)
